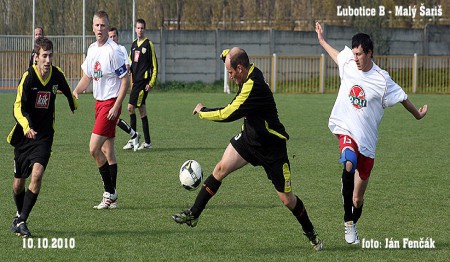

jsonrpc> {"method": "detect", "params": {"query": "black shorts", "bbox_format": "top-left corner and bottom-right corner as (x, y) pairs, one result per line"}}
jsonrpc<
(129, 81), (148, 107)
(230, 132), (292, 193)
(13, 138), (52, 179)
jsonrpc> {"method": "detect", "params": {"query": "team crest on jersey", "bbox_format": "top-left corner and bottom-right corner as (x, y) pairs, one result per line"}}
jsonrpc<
(52, 85), (58, 94)
(142, 47), (147, 54)
(93, 61), (102, 81)
(35, 91), (51, 108)
(349, 85), (367, 109)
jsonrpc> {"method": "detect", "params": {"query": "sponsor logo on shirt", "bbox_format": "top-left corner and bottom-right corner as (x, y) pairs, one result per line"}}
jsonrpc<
(93, 61), (102, 81)
(134, 50), (141, 62)
(35, 91), (51, 108)
(349, 85), (367, 109)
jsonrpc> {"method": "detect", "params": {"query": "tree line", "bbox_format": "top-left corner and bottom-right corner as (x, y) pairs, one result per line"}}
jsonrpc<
(1, 0), (448, 35)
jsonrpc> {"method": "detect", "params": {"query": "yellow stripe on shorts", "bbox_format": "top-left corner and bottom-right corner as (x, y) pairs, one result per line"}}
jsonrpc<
(283, 163), (292, 192)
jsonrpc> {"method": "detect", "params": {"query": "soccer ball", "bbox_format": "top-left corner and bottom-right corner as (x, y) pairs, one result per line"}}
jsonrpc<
(179, 160), (203, 190)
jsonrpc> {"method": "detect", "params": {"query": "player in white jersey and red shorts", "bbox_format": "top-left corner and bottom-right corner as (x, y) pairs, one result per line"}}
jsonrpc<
(315, 22), (428, 244)
(73, 10), (129, 209)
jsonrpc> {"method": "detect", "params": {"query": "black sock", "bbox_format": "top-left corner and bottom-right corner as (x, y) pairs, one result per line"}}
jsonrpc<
(141, 116), (151, 144)
(292, 196), (314, 233)
(117, 119), (136, 137)
(99, 162), (114, 194)
(110, 164), (118, 191)
(190, 175), (222, 218)
(353, 203), (364, 224)
(130, 113), (137, 133)
(18, 190), (39, 223)
(13, 190), (25, 215)
(341, 169), (354, 222)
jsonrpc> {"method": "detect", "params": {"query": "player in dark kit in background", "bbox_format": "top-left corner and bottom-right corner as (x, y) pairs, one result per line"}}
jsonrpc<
(124, 18), (158, 150)
(8, 37), (78, 237)
(172, 47), (323, 251)
(108, 27), (141, 152)
(29, 27), (44, 67)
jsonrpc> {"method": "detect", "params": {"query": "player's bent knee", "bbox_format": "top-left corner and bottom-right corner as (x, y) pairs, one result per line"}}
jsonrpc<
(340, 148), (357, 174)
(278, 192), (295, 208)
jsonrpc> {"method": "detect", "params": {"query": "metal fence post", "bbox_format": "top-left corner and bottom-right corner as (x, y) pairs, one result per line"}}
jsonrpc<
(272, 53), (277, 93)
(224, 63), (230, 94)
(413, 53), (418, 94)
(320, 53), (325, 94)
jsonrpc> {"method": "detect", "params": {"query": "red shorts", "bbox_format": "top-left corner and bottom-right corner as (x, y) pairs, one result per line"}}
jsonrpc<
(338, 134), (374, 180)
(93, 99), (121, 138)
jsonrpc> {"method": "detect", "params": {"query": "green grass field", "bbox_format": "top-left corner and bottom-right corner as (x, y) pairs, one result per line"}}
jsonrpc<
(0, 92), (448, 261)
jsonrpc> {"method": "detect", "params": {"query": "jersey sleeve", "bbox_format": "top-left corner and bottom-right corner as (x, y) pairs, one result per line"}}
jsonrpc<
(337, 46), (353, 78)
(55, 66), (78, 112)
(382, 71), (408, 108)
(112, 47), (127, 79)
(198, 81), (253, 122)
(147, 41), (158, 87)
(81, 48), (92, 78)
(120, 46), (130, 66)
(13, 71), (33, 134)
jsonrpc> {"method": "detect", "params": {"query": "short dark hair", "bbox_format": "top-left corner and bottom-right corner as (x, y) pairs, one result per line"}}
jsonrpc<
(352, 33), (374, 57)
(136, 18), (146, 28)
(94, 10), (109, 23)
(229, 48), (250, 70)
(34, 37), (53, 55)
(35, 26), (44, 35)
(109, 27), (118, 36)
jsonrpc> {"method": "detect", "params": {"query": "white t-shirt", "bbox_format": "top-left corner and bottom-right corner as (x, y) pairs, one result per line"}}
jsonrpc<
(82, 38), (127, 101)
(329, 46), (407, 158)
(119, 45), (130, 66)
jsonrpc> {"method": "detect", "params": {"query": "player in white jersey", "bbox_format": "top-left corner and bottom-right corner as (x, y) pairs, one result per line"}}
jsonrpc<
(315, 22), (427, 244)
(108, 27), (141, 152)
(73, 10), (129, 209)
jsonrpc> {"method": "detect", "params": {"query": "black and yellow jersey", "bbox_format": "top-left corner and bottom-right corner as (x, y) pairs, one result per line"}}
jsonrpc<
(7, 65), (77, 146)
(130, 38), (158, 87)
(199, 64), (288, 146)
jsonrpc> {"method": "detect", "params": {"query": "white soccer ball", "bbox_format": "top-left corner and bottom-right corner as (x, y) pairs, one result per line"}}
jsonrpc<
(179, 160), (203, 191)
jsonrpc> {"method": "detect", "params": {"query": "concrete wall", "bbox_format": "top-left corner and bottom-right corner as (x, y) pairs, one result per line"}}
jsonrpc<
(115, 25), (449, 83)
(2, 25), (448, 83)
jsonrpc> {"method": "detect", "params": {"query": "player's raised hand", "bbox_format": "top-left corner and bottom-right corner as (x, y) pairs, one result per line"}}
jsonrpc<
(315, 22), (325, 42)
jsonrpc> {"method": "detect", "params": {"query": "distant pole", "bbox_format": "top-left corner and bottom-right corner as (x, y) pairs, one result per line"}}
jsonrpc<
(132, 0), (136, 39)
(223, 64), (230, 94)
(32, 0), (35, 49)
(83, 0), (86, 57)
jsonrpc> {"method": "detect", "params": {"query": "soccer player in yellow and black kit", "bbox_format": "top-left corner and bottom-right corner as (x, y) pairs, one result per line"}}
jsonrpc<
(172, 47), (323, 251)
(124, 18), (158, 150)
(8, 37), (77, 237)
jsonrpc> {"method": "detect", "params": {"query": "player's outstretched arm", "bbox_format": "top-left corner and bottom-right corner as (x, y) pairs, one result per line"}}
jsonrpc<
(315, 22), (339, 64)
(401, 98), (428, 120)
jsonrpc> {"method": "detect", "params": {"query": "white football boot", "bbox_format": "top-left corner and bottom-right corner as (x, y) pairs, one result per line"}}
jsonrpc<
(344, 221), (360, 244)
(93, 192), (117, 209)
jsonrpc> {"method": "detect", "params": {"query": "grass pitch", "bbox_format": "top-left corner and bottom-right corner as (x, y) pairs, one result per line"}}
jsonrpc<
(0, 92), (448, 261)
